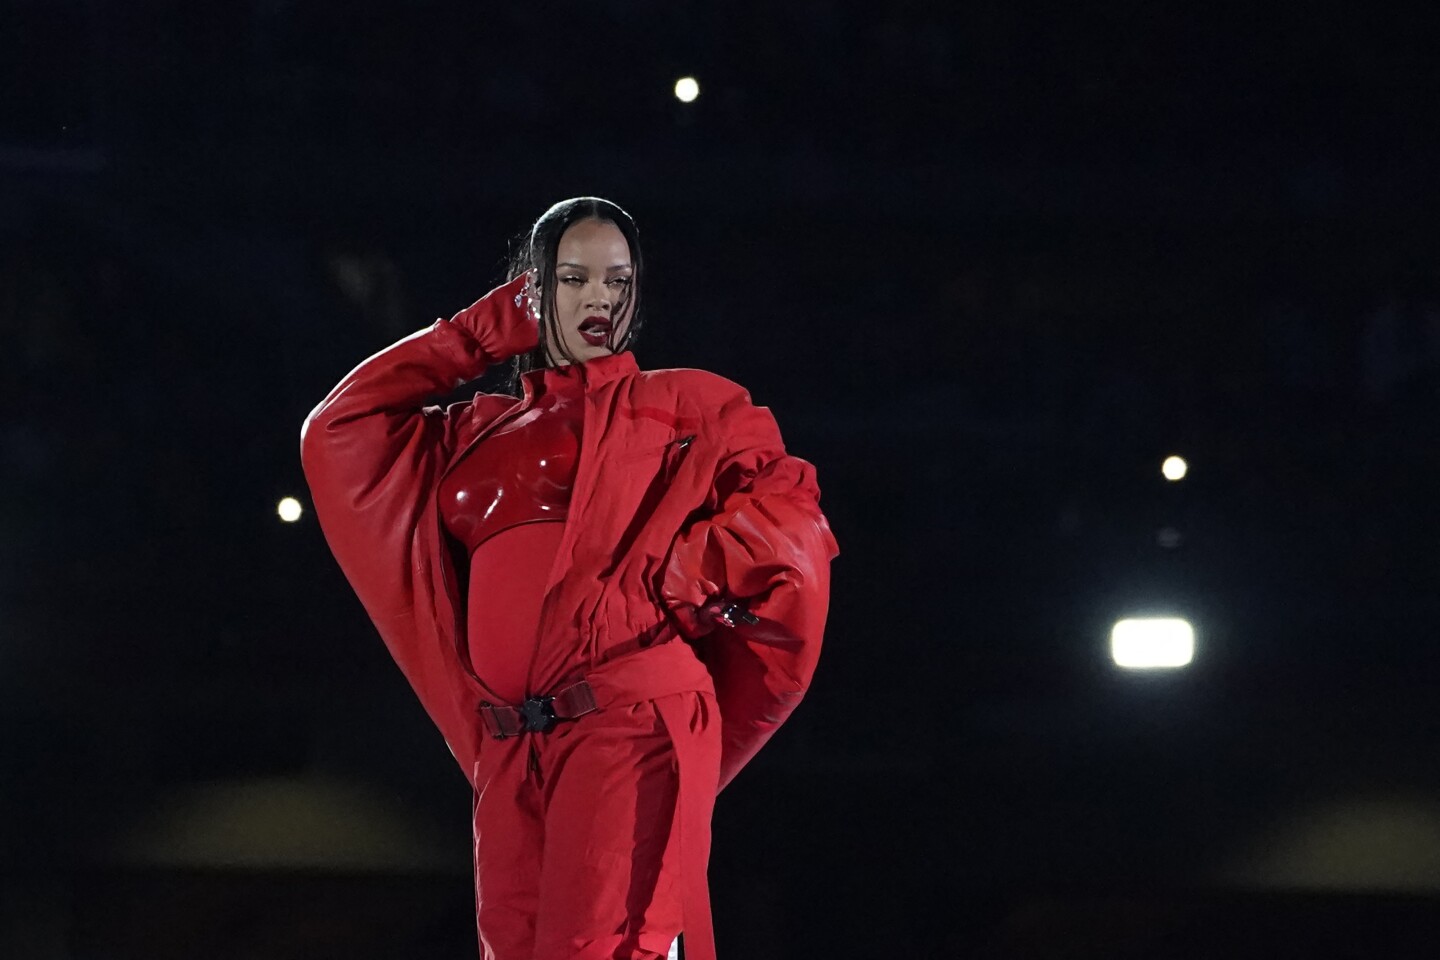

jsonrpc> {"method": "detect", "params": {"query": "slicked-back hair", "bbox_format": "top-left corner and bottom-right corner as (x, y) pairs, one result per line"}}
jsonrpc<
(504, 197), (644, 393)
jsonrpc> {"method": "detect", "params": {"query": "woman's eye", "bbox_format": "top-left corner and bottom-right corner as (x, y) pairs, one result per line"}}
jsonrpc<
(608, 277), (632, 287)
(560, 276), (582, 285)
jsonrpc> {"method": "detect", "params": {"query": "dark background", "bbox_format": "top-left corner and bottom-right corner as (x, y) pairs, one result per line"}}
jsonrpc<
(4, 2), (1440, 957)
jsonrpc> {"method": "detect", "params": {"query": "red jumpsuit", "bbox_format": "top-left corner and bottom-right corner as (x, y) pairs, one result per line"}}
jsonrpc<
(301, 274), (838, 960)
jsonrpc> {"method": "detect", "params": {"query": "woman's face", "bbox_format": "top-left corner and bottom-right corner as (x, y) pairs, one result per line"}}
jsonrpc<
(544, 218), (635, 365)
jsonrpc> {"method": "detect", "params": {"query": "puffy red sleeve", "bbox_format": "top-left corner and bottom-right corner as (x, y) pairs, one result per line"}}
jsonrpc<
(661, 387), (840, 792)
(299, 274), (536, 757)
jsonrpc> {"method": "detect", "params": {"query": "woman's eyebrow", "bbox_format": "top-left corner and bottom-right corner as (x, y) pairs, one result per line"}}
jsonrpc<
(557, 262), (633, 271)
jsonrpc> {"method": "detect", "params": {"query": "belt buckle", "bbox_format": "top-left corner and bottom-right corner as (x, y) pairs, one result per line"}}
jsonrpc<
(519, 695), (556, 733)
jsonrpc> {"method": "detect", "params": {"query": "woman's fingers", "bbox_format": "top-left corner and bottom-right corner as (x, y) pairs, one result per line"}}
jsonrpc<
(522, 269), (541, 322)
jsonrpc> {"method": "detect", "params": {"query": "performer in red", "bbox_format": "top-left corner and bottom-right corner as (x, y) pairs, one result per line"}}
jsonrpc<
(301, 197), (837, 960)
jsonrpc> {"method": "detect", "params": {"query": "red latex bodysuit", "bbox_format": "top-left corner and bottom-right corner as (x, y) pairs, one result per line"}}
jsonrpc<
(439, 364), (583, 703)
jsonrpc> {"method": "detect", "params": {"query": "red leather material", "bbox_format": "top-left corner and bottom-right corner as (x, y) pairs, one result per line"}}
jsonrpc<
(302, 284), (837, 789)
(439, 364), (586, 705)
(301, 271), (837, 958)
(438, 367), (583, 554)
(301, 273), (536, 764)
(657, 392), (840, 791)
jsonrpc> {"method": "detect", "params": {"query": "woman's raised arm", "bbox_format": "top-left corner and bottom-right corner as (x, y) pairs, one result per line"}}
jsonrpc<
(299, 272), (537, 617)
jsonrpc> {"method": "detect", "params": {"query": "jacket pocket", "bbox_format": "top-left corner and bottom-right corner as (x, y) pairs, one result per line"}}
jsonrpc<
(654, 434), (697, 483)
(616, 433), (695, 471)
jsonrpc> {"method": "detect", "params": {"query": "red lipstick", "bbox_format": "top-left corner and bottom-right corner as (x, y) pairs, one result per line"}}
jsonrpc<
(579, 315), (612, 347)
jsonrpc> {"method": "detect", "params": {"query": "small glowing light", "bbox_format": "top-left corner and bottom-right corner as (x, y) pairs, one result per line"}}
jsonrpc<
(1162, 456), (1188, 481)
(674, 77), (700, 103)
(277, 497), (303, 523)
(1111, 618), (1194, 668)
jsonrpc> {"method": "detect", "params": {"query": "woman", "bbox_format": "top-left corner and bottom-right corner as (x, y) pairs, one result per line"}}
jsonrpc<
(301, 197), (838, 960)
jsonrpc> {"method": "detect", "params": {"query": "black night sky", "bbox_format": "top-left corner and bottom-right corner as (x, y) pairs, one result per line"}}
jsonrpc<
(4, 2), (1440, 957)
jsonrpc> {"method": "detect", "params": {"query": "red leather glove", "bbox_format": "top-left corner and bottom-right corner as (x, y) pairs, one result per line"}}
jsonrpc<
(447, 273), (540, 363)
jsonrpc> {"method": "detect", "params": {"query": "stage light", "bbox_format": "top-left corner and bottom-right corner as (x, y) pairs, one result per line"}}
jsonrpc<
(674, 77), (700, 103)
(1162, 455), (1188, 481)
(277, 497), (303, 523)
(1111, 617), (1194, 668)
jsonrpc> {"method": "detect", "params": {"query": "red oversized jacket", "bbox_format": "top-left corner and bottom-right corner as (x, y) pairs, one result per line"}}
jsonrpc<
(301, 274), (838, 791)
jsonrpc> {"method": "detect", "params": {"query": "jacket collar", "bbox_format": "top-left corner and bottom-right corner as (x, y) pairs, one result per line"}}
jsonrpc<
(520, 351), (639, 401)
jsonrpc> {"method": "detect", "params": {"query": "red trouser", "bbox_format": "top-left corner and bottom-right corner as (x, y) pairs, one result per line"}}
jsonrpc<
(471, 642), (723, 960)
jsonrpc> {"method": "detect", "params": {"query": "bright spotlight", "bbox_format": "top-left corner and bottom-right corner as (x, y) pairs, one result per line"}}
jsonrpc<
(1111, 617), (1194, 669)
(674, 76), (700, 103)
(1162, 456), (1188, 481)
(277, 497), (303, 523)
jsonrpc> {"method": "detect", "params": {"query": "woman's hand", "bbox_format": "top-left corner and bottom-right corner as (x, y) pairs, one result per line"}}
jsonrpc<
(669, 596), (758, 639)
(450, 273), (540, 361)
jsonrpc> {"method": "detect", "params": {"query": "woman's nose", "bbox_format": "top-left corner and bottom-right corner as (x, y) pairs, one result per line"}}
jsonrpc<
(587, 281), (611, 311)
